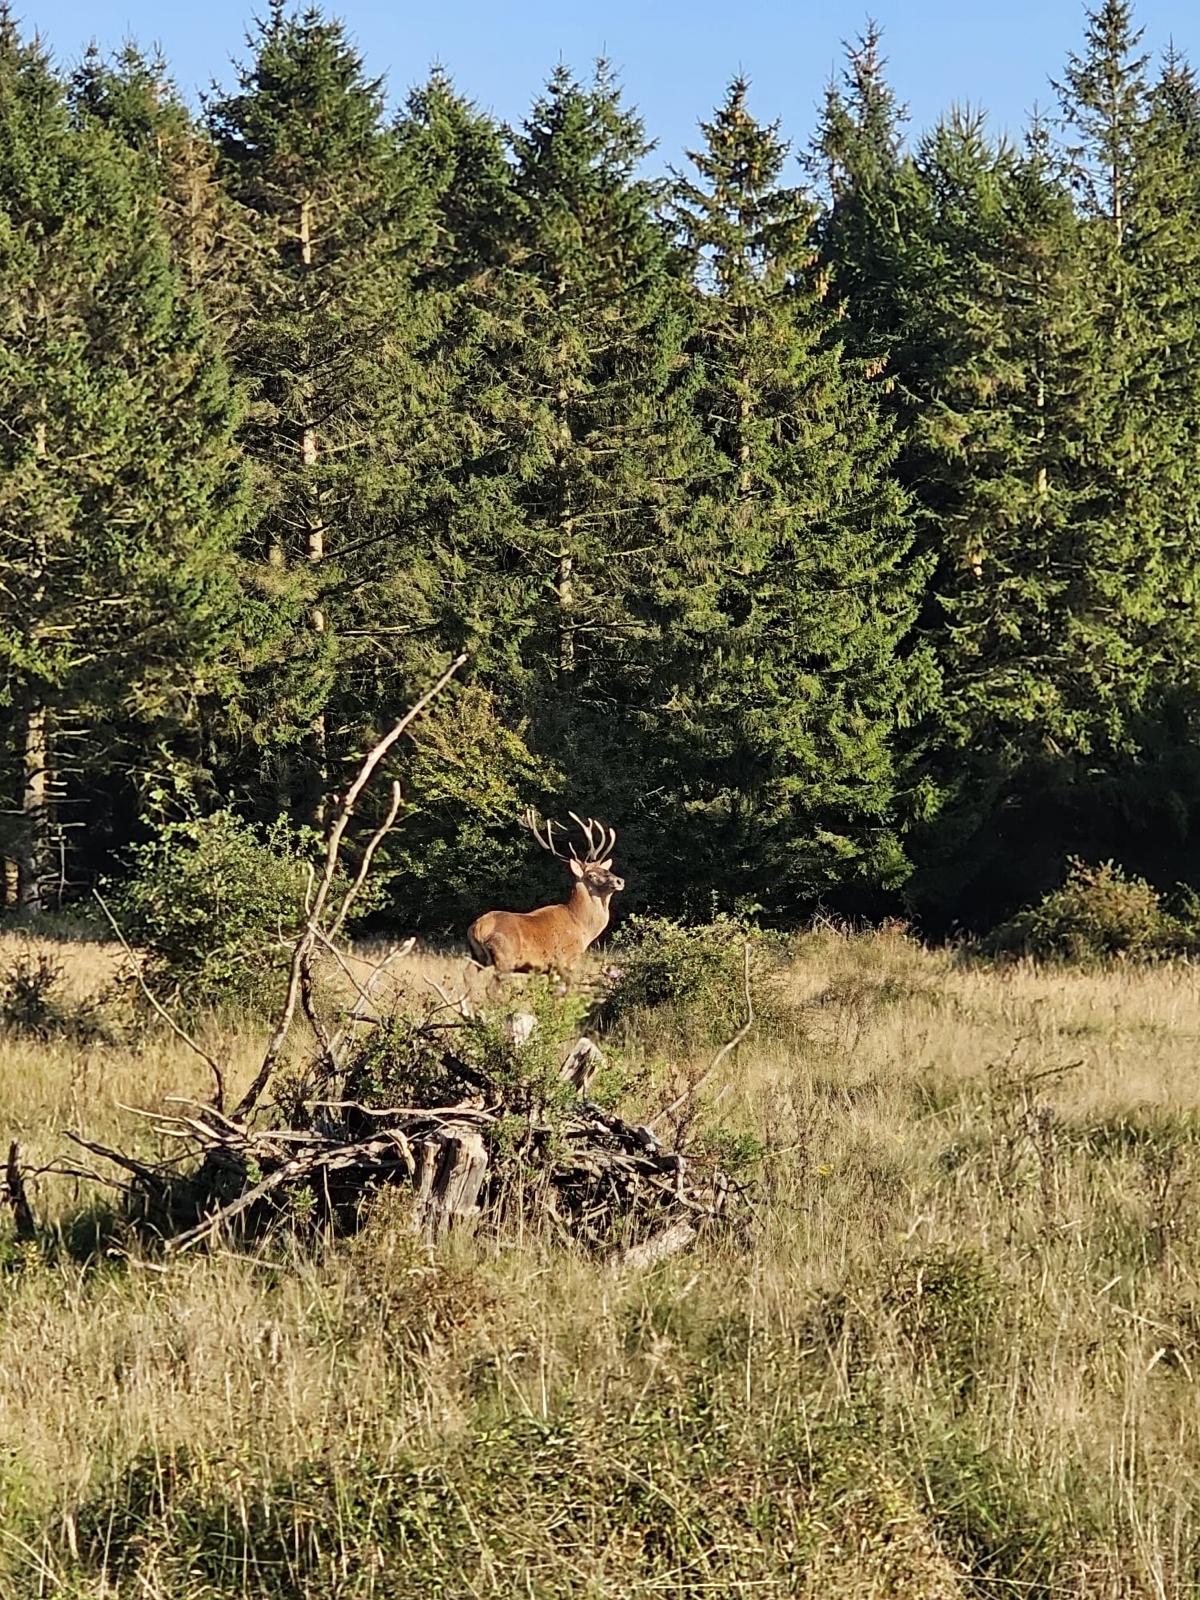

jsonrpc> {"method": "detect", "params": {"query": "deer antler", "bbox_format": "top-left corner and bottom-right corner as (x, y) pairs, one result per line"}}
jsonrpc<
(522, 808), (567, 859)
(523, 809), (616, 865)
(567, 812), (617, 863)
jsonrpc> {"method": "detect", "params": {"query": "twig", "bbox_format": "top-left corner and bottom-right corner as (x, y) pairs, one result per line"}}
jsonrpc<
(93, 889), (226, 1113)
(307, 1099), (497, 1120)
(423, 976), (473, 1018)
(5, 1143), (36, 1240)
(231, 655), (466, 1123)
(327, 779), (402, 939)
(650, 942), (754, 1129)
(300, 944), (335, 1078)
(315, 930), (411, 1013)
(63, 1131), (166, 1186)
(31, 1160), (127, 1192)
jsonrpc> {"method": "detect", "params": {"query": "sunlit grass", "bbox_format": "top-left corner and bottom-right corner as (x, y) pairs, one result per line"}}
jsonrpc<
(3, 925), (1200, 1594)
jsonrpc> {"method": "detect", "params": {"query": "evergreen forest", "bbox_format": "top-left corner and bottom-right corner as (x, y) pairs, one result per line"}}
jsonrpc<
(5, 0), (1200, 938)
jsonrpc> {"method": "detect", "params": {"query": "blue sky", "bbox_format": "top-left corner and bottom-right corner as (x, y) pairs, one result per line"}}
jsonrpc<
(21, 0), (1200, 171)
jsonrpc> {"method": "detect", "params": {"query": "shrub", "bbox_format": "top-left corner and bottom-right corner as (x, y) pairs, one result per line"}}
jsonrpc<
(340, 979), (610, 1134)
(113, 811), (317, 1014)
(986, 859), (1196, 963)
(0, 944), (106, 1042)
(604, 913), (767, 1045)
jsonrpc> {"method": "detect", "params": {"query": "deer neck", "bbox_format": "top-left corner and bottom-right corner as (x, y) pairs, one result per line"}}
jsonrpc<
(566, 882), (610, 939)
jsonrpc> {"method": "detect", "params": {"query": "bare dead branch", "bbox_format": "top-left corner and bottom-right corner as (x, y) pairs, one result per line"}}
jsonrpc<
(63, 1131), (166, 1186)
(609, 1218), (696, 1270)
(327, 778), (402, 940)
(165, 1130), (419, 1254)
(300, 945), (335, 1080)
(307, 1100), (496, 1120)
(5, 1143), (36, 1240)
(422, 976), (473, 1018)
(92, 890), (226, 1113)
(230, 656), (466, 1123)
(324, 938), (413, 1061)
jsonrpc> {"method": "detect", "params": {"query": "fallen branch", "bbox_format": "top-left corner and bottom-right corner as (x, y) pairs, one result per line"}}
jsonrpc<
(63, 1131), (172, 1188)
(165, 1129), (419, 1254)
(610, 1218), (696, 1270)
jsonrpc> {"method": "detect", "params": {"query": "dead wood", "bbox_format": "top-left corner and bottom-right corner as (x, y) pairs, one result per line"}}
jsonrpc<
(50, 655), (734, 1262)
(610, 1218), (696, 1270)
(5, 1142), (36, 1240)
(231, 652), (466, 1123)
(411, 1122), (488, 1238)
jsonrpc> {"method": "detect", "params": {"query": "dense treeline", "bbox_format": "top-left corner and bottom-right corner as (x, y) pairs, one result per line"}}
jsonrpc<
(3, 0), (1199, 935)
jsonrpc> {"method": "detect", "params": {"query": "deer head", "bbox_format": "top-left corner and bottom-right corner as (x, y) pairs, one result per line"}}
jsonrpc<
(522, 808), (624, 901)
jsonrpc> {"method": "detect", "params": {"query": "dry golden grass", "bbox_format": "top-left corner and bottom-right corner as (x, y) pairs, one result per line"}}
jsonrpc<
(4, 925), (1200, 1595)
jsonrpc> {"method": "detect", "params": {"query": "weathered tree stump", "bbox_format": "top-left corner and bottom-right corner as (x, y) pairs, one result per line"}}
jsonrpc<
(559, 1036), (603, 1092)
(410, 1122), (488, 1238)
(5, 1142), (36, 1240)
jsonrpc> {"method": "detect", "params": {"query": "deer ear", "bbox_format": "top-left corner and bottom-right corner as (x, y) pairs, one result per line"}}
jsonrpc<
(598, 858), (613, 871)
(568, 858), (585, 879)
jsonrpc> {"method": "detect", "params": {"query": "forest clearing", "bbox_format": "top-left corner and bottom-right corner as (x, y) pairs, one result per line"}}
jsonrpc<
(6, 0), (1200, 1590)
(5, 919), (1200, 1595)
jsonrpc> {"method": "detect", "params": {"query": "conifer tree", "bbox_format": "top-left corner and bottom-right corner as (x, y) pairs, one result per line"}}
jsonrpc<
(398, 69), (517, 288)
(70, 44), (250, 323)
(1053, 4), (1200, 771)
(812, 25), (927, 375)
(207, 2), (438, 824)
(0, 9), (248, 909)
(892, 119), (1105, 916)
(414, 67), (707, 836)
(665, 79), (929, 913)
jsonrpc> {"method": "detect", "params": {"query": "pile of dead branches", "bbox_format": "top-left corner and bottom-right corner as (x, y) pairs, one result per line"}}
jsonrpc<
(30, 657), (741, 1268)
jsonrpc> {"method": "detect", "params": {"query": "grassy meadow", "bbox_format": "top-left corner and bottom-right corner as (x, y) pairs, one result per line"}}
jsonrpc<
(3, 925), (1200, 1595)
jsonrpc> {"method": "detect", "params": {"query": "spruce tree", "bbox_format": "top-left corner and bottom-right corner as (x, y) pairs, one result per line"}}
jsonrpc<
(894, 119), (1105, 917)
(411, 67), (708, 851)
(812, 25), (927, 377)
(889, 9), (1200, 923)
(207, 2), (437, 825)
(665, 79), (929, 914)
(70, 43), (250, 323)
(1052, 5), (1200, 823)
(0, 9), (249, 909)
(504, 62), (700, 716)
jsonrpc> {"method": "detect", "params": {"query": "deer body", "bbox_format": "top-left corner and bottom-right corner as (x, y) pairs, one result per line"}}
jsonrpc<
(467, 814), (623, 975)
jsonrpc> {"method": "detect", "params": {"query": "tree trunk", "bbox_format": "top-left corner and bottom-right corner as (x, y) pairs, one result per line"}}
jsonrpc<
(554, 369), (575, 681)
(18, 418), (51, 915)
(299, 195), (329, 826)
(410, 1123), (488, 1238)
(557, 548), (575, 679)
(17, 702), (49, 916)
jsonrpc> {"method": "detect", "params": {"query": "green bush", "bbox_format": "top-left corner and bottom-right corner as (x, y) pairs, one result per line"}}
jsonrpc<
(604, 913), (769, 1045)
(339, 979), (617, 1134)
(0, 945), (107, 1042)
(113, 811), (317, 1014)
(986, 859), (1198, 963)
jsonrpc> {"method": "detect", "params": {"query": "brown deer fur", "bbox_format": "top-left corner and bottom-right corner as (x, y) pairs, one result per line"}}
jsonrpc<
(467, 816), (623, 975)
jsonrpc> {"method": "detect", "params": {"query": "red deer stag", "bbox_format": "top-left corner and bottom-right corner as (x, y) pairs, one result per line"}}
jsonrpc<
(467, 811), (624, 975)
